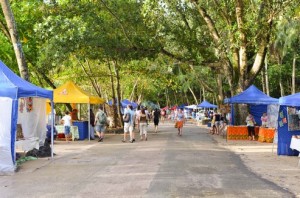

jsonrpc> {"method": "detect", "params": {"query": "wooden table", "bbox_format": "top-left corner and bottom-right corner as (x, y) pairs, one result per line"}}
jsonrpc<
(55, 125), (79, 141)
(227, 126), (259, 140)
(258, 128), (275, 143)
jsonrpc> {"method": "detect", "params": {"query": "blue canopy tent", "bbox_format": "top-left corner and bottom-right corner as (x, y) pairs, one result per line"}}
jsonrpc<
(197, 100), (218, 108)
(0, 60), (54, 174)
(224, 85), (278, 125)
(277, 93), (300, 156)
(108, 99), (138, 114)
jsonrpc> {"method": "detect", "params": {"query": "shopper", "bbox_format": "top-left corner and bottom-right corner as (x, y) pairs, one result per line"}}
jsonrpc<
(94, 106), (107, 142)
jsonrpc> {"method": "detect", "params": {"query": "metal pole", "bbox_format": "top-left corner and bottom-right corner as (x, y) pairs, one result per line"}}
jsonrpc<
(88, 103), (90, 141)
(51, 100), (54, 158)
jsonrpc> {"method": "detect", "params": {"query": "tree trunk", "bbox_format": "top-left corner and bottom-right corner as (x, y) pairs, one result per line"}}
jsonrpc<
(108, 61), (118, 128)
(0, 0), (29, 81)
(292, 54), (296, 94)
(113, 60), (123, 127)
(188, 87), (198, 104)
(202, 86), (206, 101)
(261, 70), (266, 93)
(265, 56), (270, 95)
(217, 73), (224, 105)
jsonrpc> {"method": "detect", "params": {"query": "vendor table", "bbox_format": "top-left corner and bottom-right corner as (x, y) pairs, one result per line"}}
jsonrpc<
(258, 128), (275, 143)
(290, 137), (300, 166)
(290, 137), (300, 151)
(55, 125), (79, 141)
(227, 126), (259, 140)
(15, 137), (39, 152)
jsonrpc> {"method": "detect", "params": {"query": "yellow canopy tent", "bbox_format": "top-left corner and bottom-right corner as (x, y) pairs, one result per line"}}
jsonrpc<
(53, 81), (104, 104)
(52, 81), (105, 141)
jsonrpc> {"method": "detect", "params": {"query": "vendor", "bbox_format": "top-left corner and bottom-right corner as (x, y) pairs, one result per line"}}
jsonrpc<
(246, 112), (256, 141)
(261, 112), (268, 127)
(71, 108), (79, 120)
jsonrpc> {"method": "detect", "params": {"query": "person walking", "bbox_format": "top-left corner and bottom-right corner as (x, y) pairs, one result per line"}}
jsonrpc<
(60, 111), (72, 142)
(139, 108), (149, 141)
(89, 108), (95, 140)
(175, 108), (185, 136)
(153, 108), (160, 133)
(122, 104), (136, 143)
(246, 112), (256, 141)
(94, 106), (107, 142)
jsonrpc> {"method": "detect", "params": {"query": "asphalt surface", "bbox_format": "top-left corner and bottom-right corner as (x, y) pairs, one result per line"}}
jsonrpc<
(0, 121), (294, 198)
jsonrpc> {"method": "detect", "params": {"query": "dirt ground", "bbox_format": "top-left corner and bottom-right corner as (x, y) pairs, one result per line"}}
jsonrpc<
(202, 125), (300, 197)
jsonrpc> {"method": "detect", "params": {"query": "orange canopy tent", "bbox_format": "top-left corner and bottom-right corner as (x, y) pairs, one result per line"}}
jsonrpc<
(53, 81), (104, 104)
(50, 81), (105, 141)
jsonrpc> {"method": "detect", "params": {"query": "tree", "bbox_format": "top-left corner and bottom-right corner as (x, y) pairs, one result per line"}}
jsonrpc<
(0, 0), (29, 80)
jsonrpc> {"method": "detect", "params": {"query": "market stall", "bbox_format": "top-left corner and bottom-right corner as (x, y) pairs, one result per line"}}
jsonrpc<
(224, 85), (279, 141)
(227, 126), (260, 140)
(53, 81), (105, 140)
(0, 60), (54, 175)
(277, 93), (300, 156)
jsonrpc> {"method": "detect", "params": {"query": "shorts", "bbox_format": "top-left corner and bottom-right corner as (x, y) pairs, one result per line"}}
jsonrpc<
(64, 126), (71, 135)
(95, 124), (106, 133)
(154, 119), (159, 126)
(124, 122), (134, 133)
(139, 123), (148, 135)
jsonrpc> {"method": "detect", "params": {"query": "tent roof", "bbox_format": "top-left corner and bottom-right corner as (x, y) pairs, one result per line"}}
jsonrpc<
(108, 99), (138, 108)
(185, 104), (198, 109)
(54, 81), (104, 104)
(197, 100), (217, 108)
(224, 85), (278, 105)
(279, 93), (300, 106)
(0, 60), (53, 99)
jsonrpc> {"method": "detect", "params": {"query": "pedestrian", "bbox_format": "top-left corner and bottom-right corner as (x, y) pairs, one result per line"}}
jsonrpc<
(175, 108), (185, 136)
(60, 111), (72, 142)
(94, 106), (107, 142)
(153, 108), (160, 133)
(89, 108), (95, 140)
(122, 104), (136, 143)
(139, 108), (149, 141)
(246, 112), (256, 141)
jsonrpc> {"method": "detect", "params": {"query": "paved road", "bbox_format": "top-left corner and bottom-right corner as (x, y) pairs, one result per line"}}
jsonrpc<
(0, 121), (293, 197)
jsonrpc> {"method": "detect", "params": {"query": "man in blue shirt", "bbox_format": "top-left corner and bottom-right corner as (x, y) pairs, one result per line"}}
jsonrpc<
(122, 104), (136, 143)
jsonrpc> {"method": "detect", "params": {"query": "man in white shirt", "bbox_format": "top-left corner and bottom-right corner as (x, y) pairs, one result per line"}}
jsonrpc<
(61, 111), (72, 142)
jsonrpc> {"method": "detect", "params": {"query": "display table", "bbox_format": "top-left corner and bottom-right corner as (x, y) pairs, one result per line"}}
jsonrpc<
(258, 128), (275, 143)
(290, 137), (300, 166)
(290, 137), (300, 151)
(15, 137), (39, 152)
(73, 121), (89, 140)
(227, 126), (259, 140)
(55, 125), (79, 141)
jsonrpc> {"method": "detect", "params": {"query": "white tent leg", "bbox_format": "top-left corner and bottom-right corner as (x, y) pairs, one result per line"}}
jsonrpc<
(88, 103), (90, 141)
(51, 101), (54, 159)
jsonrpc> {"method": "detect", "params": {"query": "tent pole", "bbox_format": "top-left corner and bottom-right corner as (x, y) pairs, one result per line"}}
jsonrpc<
(51, 100), (54, 159)
(88, 103), (90, 141)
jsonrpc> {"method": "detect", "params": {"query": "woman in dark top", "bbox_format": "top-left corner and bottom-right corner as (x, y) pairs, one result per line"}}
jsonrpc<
(153, 108), (160, 133)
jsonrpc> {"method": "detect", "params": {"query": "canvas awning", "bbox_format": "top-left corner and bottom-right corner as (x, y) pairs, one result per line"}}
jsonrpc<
(53, 81), (104, 104)
(224, 85), (278, 104)
(197, 100), (217, 108)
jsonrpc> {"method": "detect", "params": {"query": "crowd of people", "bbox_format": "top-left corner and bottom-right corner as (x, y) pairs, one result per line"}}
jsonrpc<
(55, 104), (269, 143)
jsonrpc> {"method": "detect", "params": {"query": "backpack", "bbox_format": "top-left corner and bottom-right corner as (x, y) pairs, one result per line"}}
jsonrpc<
(97, 111), (107, 124)
(123, 112), (131, 123)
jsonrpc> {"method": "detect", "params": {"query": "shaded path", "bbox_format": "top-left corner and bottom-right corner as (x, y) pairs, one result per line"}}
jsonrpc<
(0, 121), (293, 197)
